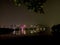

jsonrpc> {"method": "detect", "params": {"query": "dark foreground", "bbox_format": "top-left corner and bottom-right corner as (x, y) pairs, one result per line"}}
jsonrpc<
(0, 28), (60, 44)
(0, 35), (60, 44)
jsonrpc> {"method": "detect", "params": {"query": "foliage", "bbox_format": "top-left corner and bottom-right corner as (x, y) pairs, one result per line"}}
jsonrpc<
(12, 0), (47, 14)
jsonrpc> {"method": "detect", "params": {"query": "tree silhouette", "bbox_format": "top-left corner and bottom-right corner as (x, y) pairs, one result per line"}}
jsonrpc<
(51, 24), (60, 36)
(12, 0), (47, 14)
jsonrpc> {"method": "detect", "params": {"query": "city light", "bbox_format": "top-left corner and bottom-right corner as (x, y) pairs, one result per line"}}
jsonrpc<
(20, 24), (26, 34)
(0, 24), (49, 36)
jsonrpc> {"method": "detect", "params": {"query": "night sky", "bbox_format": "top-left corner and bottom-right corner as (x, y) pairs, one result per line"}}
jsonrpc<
(0, 0), (60, 27)
(0, 0), (45, 26)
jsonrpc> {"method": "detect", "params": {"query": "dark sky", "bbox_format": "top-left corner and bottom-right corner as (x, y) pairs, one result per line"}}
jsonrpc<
(1, 0), (60, 27)
(0, 0), (45, 26)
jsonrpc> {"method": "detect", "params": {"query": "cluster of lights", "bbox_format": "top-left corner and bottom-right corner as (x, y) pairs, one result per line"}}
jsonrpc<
(0, 24), (48, 35)
(12, 0), (47, 14)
